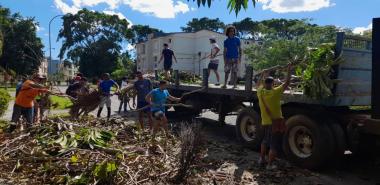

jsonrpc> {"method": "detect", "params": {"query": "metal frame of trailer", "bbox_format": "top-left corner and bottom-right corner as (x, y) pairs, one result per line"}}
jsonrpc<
(151, 22), (380, 169)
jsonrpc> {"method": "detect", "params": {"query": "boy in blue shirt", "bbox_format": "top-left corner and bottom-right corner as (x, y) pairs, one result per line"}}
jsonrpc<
(97, 73), (119, 119)
(223, 26), (242, 89)
(145, 80), (181, 136)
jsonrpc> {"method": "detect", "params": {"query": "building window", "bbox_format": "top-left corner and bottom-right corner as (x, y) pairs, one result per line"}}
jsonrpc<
(154, 56), (158, 62)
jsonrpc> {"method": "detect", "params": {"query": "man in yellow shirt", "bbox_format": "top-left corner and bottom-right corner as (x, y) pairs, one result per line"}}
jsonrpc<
(257, 63), (292, 170)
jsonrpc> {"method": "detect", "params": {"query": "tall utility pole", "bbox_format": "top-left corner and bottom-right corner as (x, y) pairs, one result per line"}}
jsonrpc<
(48, 14), (64, 76)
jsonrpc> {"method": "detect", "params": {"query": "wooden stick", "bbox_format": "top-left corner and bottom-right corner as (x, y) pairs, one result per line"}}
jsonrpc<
(180, 87), (206, 99)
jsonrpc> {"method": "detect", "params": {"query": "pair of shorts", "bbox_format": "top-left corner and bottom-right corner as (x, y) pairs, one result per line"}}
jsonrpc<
(152, 110), (165, 120)
(208, 62), (218, 70)
(11, 104), (34, 124)
(224, 59), (239, 73)
(164, 61), (172, 71)
(137, 101), (150, 112)
(99, 96), (111, 108)
(261, 125), (282, 152)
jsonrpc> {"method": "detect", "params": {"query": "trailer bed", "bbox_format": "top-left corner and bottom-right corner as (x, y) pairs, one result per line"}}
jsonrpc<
(166, 83), (330, 105)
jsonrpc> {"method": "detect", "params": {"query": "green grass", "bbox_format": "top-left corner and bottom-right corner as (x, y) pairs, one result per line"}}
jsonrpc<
(50, 95), (73, 110)
(0, 87), (16, 92)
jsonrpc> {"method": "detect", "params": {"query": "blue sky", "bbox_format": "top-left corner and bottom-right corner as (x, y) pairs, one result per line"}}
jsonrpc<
(0, 0), (379, 59)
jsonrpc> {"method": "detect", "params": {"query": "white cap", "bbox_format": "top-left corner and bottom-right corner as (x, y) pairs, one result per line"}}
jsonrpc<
(209, 36), (217, 41)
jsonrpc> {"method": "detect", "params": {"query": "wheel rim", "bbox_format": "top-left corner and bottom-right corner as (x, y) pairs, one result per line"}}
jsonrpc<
(240, 115), (258, 142)
(288, 125), (313, 158)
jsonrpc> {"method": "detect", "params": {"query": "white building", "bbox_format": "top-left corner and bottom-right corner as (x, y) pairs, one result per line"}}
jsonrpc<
(136, 30), (256, 83)
(38, 58), (48, 76)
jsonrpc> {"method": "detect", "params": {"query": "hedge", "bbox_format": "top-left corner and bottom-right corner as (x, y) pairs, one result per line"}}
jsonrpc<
(0, 89), (11, 117)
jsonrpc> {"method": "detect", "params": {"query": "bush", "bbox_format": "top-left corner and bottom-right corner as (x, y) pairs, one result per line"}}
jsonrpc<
(0, 89), (11, 117)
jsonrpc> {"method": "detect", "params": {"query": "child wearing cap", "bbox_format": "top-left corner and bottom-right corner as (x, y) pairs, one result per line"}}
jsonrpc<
(203, 36), (221, 86)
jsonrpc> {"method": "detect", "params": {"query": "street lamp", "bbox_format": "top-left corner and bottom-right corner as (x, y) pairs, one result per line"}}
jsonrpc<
(48, 14), (64, 77)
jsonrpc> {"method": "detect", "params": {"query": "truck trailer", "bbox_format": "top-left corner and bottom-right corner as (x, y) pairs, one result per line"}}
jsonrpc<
(159, 18), (380, 169)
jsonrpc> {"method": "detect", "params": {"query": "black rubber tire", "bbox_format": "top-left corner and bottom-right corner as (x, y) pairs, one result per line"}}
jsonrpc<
(283, 115), (334, 169)
(328, 122), (347, 161)
(235, 108), (264, 150)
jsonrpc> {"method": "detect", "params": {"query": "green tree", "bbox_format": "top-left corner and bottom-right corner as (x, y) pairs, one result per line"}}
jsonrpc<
(181, 17), (225, 32)
(111, 52), (135, 80)
(232, 17), (259, 38)
(131, 25), (162, 44)
(188, 0), (257, 15)
(58, 9), (134, 78)
(244, 19), (339, 70)
(0, 6), (44, 75)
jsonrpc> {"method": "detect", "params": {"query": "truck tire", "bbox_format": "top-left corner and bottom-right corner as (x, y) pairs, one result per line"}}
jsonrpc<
(283, 115), (333, 169)
(236, 108), (263, 150)
(328, 122), (347, 161)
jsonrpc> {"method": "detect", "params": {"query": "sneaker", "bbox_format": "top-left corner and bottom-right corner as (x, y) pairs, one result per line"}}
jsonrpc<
(258, 157), (267, 167)
(221, 85), (227, 89)
(266, 164), (278, 170)
(215, 83), (220, 86)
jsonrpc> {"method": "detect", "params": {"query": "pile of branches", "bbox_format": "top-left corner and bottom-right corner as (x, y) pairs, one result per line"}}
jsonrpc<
(69, 90), (103, 119)
(0, 117), (187, 184)
(144, 71), (202, 84)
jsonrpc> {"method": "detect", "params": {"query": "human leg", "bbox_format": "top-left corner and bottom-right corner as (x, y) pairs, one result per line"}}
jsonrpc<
(223, 62), (231, 88)
(214, 70), (220, 85)
(123, 97), (129, 112)
(8, 104), (22, 132)
(260, 126), (271, 166)
(97, 96), (106, 118)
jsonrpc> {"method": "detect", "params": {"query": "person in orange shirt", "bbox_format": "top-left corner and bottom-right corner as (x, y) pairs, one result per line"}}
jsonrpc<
(8, 74), (50, 132)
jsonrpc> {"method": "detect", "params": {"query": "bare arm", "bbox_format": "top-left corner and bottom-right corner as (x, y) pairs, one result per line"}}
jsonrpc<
(168, 95), (181, 102)
(238, 46), (242, 64)
(173, 53), (178, 63)
(223, 48), (227, 64)
(145, 93), (152, 104)
(213, 47), (221, 57)
(282, 64), (292, 89)
(113, 82), (120, 92)
(158, 54), (163, 64)
(256, 70), (269, 88)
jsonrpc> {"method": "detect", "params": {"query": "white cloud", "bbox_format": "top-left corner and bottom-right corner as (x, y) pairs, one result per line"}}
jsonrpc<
(72, 0), (119, 10)
(353, 23), (372, 35)
(54, 0), (80, 14)
(54, 0), (190, 18)
(258, 0), (334, 13)
(121, 0), (190, 18)
(36, 25), (45, 32)
(103, 10), (133, 27)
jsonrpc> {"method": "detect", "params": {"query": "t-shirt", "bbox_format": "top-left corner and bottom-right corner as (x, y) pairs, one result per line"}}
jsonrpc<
(15, 80), (48, 108)
(162, 48), (174, 63)
(224, 36), (241, 59)
(121, 81), (128, 89)
(99, 79), (116, 95)
(149, 88), (169, 112)
(210, 43), (220, 64)
(15, 81), (23, 97)
(134, 79), (152, 102)
(257, 85), (285, 126)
